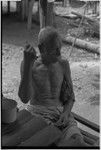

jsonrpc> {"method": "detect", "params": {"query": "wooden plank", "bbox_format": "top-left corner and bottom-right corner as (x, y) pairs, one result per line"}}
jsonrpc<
(2, 114), (48, 146)
(46, 2), (54, 26)
(19, 125), (62, 147)
(25, 0), (29, 18)
(72, 112), (100, 132)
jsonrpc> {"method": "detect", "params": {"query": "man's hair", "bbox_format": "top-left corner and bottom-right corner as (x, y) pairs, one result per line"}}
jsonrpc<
(38, 27), (62, 56)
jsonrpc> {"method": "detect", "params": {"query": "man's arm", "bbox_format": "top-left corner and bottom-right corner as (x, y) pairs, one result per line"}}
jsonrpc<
(56, 60), (75, 126)
(18, 59), (32, 103)
(63, 60), (75, 114)
(18, 45), (36, 103)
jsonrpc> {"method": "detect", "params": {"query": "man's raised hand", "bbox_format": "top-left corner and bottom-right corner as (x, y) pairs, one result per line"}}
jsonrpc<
(24, 43), (37, 62)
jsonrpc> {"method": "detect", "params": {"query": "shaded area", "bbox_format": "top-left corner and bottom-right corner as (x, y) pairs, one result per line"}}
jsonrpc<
(2, 14), (39, 47)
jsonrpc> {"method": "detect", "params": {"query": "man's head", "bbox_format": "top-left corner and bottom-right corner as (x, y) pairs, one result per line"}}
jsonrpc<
(38, 27), (62, 62)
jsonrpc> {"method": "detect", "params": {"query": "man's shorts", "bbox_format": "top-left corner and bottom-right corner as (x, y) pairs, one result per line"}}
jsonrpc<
(20, 104), (83, 142)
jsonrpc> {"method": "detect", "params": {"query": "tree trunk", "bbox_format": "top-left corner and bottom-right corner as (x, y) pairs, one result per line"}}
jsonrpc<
(39, 0), (54, 29)
(39, 0), (47, 29)
(63, 36), (100, 55)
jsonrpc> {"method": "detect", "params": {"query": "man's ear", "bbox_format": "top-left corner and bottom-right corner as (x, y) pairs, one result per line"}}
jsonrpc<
(38, 44), (41, 50)
(38, 44), (42, 53)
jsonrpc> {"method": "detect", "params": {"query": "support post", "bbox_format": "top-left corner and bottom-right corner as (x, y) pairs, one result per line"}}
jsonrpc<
(27, 0), (35, 30)
(39, 0), (47, 29)
(39, 0), (54, 29)
(46, 1), (54, 26)
(7, 1), (10, 14)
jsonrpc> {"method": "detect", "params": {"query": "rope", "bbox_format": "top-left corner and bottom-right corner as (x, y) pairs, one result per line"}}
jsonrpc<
(68, 2), (89, 59)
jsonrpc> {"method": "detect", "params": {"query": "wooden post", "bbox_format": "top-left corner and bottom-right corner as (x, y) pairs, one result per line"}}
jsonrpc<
(27, 0), (54, 30)
(46, 1), (54, 26)
(25, 0), (29, 18)
(39, 0), (47, 29)
(39, 0), (54, 29)
(27, 0), (35, 30)
(16, 1), (21, 13)
(7, 1), (10, 14)
(21, 0), (25, 20)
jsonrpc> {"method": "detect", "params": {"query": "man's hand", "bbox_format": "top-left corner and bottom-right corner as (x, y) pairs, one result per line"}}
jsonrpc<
(55, 110), (70, 128)
(24, 43), (37, 62)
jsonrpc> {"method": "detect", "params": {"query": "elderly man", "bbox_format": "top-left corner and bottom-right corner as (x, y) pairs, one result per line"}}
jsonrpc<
(18, 27), (90, 147)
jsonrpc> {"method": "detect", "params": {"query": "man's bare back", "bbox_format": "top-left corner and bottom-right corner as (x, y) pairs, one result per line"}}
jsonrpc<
(30, 58), (64, 106)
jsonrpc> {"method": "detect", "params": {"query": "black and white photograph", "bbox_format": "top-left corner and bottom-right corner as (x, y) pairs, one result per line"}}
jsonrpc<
(1, 0), (100, 149)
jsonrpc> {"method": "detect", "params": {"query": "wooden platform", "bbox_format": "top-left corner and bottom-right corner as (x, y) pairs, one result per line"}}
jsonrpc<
(2, 109), (62, 148)
(2, 109), (99, 148)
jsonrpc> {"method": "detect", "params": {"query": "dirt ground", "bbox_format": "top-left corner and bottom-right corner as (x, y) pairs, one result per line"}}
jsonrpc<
(2, 2), (100, 136)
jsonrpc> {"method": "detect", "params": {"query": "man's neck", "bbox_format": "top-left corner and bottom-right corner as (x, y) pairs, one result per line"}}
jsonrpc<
(41, 56), (60, 66)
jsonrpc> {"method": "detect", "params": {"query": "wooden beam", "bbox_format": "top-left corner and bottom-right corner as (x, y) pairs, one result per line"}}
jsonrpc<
(72, 112), (100, 132)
